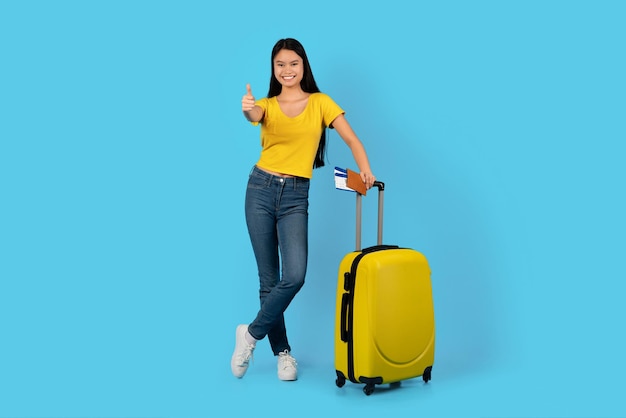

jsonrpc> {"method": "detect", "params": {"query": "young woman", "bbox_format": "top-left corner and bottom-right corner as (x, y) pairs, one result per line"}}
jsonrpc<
(232, 38), (376, 381)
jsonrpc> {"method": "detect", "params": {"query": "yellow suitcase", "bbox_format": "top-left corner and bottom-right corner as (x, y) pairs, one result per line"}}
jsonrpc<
(334, 182), (435, 395)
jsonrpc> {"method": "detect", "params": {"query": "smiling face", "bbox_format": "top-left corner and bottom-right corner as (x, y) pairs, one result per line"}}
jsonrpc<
(272, 48), (304, 90)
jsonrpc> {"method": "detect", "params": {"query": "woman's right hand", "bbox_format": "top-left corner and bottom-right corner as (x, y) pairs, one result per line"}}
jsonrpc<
(242, 84), (256, 112)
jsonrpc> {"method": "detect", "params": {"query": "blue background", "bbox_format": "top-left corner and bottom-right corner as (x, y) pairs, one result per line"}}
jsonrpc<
(1, 1), (625, 417)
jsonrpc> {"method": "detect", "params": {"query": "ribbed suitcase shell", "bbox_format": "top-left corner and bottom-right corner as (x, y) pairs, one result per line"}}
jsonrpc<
(334, 182), (435, 395)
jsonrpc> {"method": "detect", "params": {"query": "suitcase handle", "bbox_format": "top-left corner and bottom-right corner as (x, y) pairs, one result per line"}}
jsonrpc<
(355, 181), (385, 251)
(361, 244), (399, 254)
(340, 292), (350, 342)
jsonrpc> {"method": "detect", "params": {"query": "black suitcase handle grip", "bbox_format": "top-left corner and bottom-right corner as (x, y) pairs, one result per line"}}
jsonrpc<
(361, 244), (400, 254)
(340, 293), (350, 342)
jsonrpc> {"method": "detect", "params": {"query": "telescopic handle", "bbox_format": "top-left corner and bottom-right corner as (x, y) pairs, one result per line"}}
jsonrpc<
(355, 181), (385, 251)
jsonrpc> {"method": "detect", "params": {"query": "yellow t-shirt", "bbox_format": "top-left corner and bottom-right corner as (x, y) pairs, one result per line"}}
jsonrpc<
(252, 92), (344, 179)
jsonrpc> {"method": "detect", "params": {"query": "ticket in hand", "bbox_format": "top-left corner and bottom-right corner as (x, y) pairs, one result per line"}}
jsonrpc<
(334, 167), (351, 192)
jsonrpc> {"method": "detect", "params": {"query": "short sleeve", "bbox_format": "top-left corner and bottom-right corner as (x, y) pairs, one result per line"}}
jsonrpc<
(319, 94), (345, 129)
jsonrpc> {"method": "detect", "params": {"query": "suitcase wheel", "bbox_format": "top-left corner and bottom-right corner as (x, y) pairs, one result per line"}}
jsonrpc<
(363, 383), (375, 396)
(423, 366), (433, 383)
(335, 371), (346, 388)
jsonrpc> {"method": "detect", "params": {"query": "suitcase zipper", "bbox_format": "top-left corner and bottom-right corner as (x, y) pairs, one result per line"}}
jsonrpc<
(343, 245), (400, 383)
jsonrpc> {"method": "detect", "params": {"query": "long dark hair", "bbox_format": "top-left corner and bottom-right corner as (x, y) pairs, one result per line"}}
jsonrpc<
(268, 38), (327, 169)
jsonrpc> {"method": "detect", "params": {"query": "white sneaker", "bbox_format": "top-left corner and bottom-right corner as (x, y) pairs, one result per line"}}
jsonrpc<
(277, 350), (297, 381)
(231, 325), (255, 378)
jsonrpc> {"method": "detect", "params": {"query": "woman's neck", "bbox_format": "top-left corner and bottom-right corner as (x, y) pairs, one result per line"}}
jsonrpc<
(278, 85), (307, 100)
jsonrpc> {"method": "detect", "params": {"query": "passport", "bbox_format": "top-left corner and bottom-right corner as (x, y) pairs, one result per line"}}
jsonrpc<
(334, 166), (367, 195)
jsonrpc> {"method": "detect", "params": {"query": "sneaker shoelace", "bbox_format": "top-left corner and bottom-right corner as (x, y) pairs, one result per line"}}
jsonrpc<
(278, 350), (297, 370)
(236, 343), (255, 367)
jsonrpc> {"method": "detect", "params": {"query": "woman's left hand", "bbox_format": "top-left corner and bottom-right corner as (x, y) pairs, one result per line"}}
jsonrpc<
(360, 171), (376, 190)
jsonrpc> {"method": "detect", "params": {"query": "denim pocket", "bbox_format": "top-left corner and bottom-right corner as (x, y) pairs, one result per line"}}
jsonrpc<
(293, 179), (310, 198)
(247, 170), (270, 190)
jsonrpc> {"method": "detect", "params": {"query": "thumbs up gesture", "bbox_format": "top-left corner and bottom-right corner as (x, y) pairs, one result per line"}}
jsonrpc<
(242, 84), (256, 112)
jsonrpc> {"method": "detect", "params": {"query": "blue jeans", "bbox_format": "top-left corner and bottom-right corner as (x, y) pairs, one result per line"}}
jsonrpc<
(245, 166), (309, 355)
